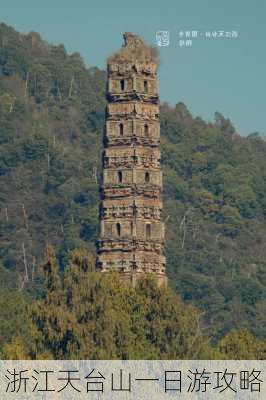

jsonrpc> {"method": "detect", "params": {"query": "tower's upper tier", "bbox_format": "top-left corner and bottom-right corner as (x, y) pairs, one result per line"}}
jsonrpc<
(107, 32), (158, 78)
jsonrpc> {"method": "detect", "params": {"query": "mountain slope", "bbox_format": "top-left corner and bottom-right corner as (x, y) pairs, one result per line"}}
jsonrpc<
(0, 23), (265, 340)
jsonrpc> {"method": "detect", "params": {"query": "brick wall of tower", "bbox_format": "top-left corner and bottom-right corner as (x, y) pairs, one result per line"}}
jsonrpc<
(97, 33), (166, 285)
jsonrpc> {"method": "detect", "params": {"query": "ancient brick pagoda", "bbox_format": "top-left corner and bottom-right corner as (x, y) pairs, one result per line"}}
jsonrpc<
(97, 32), (166, 285)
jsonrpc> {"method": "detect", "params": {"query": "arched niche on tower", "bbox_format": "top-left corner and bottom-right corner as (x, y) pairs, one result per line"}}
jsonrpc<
(135, 220), (164, 241)
(102, 221), (133, 239)
(134, 169), (162, 186)
(103, 169), (133, 185)
(106, 119), (133, 138)
(135, 77), (158, 95)
(133, 120), (160, 139)
(108, 77), (133, 93)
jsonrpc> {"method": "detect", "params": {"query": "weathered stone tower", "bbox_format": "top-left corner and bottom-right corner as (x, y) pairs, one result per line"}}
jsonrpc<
(97, 33), (166, 285)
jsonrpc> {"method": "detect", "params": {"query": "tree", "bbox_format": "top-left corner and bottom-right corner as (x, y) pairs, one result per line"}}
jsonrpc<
(214, 111), (235, 135)
(0, 265), (29, 354)
(218, 330), (266, 359)
(11, 249), (208, 359)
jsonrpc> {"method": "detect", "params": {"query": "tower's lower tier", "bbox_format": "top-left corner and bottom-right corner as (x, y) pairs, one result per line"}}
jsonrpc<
(96, 238), (166, 286)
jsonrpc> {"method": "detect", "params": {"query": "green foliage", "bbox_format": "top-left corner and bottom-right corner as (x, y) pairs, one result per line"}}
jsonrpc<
(4, 249), (263, 360)
(20, 249), (206, 359)
(0, 265), (29, 354)
(160, 103), (266, 340)
(218, 330), (266, 359)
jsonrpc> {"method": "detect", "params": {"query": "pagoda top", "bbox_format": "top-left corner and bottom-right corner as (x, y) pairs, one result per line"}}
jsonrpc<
(107, 32), (158, 66)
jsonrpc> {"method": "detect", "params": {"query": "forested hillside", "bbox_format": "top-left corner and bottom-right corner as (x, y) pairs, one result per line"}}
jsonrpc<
(0, 23), (265, 354)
